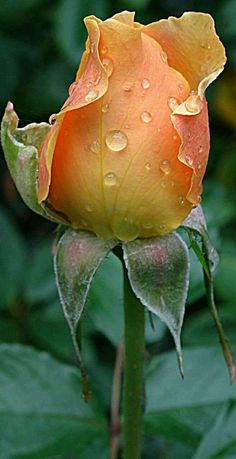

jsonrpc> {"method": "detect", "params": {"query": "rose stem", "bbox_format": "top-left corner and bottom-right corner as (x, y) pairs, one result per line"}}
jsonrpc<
(123, 266), (145, 459)
(109, 343), (124, 459)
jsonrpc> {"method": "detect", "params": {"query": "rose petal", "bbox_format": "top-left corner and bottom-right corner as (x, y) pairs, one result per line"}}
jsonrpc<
(47, 15), (194, 240)
(38, 16), (109, 203)
(172, 99), (210, 204)
(144, 12), (226, 98)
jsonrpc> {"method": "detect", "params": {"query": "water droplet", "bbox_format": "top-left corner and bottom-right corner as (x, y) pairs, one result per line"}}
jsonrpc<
(168, 97), (179, 111)
(143, 221), (153, 229)
(102, 58), (113, 77)
(90, 42), (95, 53)
(49, 114), (56, 125)
(158, 224), (167, 232)
(186, 156), (193, 166)
(145, 162), (151, 171)
(197, 163), (202, 171)
(185, 96), (199, 113)
(85, 89), (99, 102)
(105, 130), (128, 152)
(89, 140), (100, 154)
(142, 78), (150, 89)
(68, 81), (77, 95)
(198, 145), (203, 154)
(157, 127), (161, 133)
(160, 179), (167, 189)
(101, 45), (107, 55)
(160, 50), (168, 63)
(123, 82), (133, 92)
(101, 103), (109, 113)
(114, 218), (139, 241)
(173, 135), (178, 141)
(160, 159), (171, 175)
(189, 89), (197, 96)
(81, 219), (88, 227)
(141, 111), (152, 123)
(178, 196), (185, 206)
(178, 84), (185, 94)
(85, 204), (93, 212)
(104, 172), (117, 187)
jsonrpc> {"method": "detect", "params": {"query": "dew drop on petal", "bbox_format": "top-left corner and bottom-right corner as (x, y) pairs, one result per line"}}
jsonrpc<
(160, 50), (168, 63)
(168, 97), (180, 111)
(141, 111), (152, 123)
(90, 42), (95, 53)
(101, 103), (109, 113)
(85, 204), (93, 212)
(198, 145), (203, 154)
(142, 78), (150, 89)
(160, 159), (171, 175)
(143, 221), (153, 229)
(189, 89), (197, 96)
(102, 58), (113, 77)
(114, 218), (139, 241)
(89, 140), (100, 154)
(104, 172), (117, 187)
(49, 114), (56, 125)
(178, 84), (185, 94)
(81, 219), (88, 227)
(186, 156), (193, 166)
(105, 130), (128, 152)
(158, 223), (167, 232)
(101, 45), (107, 55)
(160, 179), (167, 189)
(85, 89), (99, 102)
(178, 196), (185, 206)
(68, 81), (77, 95)
(185, 96), (200, 113)
(123, 82), (133, 92)
(145, 162), (151, 171)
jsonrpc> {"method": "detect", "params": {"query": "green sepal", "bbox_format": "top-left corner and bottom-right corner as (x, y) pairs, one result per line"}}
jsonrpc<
(54, 228), (117, 398)
(182, 205), (219, 276)
(1, 102), (61, 223)
(123, 232), (190, 377)
(182, 205), (236, 383)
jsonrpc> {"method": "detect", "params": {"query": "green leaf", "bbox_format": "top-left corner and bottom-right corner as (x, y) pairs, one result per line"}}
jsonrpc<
(123, 233), (190, 376)
(183, 304), (236, 347)
(87, 252), (123, 346)
(27, 301), (75, 362)
(1, 103), (52, 220)
(0, 344), (108, 459)
(192, 404), (236, 459)
(215, 240), (236, 303)
(54, 228), (117, 379)
(146, 346), (236, 410)
(23, 238), (57, 305)
(145, 346), (236, 457)
(0, 207), (26, 309)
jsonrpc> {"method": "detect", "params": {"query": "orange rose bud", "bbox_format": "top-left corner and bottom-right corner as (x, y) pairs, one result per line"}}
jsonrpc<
(38, 11), (226, 241)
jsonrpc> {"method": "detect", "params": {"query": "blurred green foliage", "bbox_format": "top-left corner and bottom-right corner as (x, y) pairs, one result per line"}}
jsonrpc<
(0, 0), (236, 458)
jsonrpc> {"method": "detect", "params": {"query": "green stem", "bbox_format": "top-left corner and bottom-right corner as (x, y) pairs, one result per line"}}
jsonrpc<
(123, 267), (145, 459)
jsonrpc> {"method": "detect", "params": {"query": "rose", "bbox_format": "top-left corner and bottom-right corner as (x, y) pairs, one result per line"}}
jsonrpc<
(3, 11), (226, 242)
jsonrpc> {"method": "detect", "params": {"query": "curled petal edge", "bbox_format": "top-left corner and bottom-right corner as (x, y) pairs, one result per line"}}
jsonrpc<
(38, 16), (109, 203)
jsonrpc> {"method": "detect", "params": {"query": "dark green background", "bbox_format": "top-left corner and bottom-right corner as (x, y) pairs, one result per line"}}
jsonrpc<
(0, 0), (236, 458)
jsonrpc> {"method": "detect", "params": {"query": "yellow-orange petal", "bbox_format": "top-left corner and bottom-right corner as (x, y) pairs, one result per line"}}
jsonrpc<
(144, 12), (226, 99)
(38, 16), (109, 202)
(172, 98), (210, 204)
(47, 14), (195, 240)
